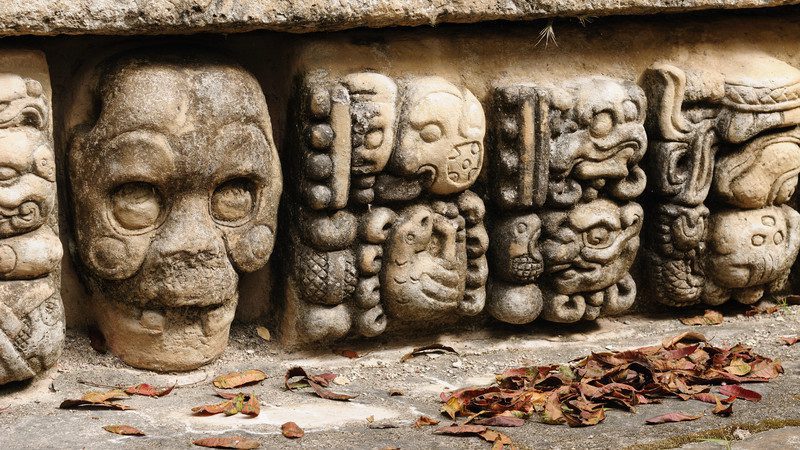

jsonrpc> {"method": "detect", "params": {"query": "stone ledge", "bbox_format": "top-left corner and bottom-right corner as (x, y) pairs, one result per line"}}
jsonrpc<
(2, 0), (800, 36)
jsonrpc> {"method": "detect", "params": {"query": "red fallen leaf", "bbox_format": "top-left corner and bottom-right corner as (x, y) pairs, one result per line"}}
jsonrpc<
(781, 336), (800, 346)
(192, 399), (234, 415)
(472, 415), (525, 427)
(284, 367), (356, 401)
(413, 415), (440, 428)
(679, 310), (723, 326)
(281, 422), (304, 439)
(662, 332), (707, 349)
(193, 436), (260, 449)
(663, 344), (700, 360)
(645, 412), (702, 424)
(692, 393), (722, 405)
(718, 385), (762, 402)
(339, 349), (359, 359)
(213, 370), (267, 389)
(125, 383), (175, 398)
(434, 424), (488, 435)
(60, 389), (131, 410)
(479, 428), (515, 448)
(103, 425), (145, 436)
(240, 395), (260, 417)
(401, 344), (458, 362)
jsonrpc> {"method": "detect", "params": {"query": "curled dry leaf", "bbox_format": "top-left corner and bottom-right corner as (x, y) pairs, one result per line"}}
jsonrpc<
(781, 336), (800, 346)
(434, 424), (488, 435)
(339, 349), (359, 359)
(60, 389), (131, 410)
(284, 366), (356, 401)
(718, 385), (762, 402)
(645, 412), (702, 425)
(413, 415), (440, 428)
(401, 344), (458, 362)
(281, 422), (304, 439)
(662, 331), (707, 348)
(192, 393), (259, 417)
(125, 383), (175, 397)
(213, 370), (267, 389)
(679, 310), (723, 326)
(193, 436), (260, 449)
(473, 414), (525, 428)
(256, 326), (271, 342)
(745, 305), (780, 316)
(103, 425), (145, 436)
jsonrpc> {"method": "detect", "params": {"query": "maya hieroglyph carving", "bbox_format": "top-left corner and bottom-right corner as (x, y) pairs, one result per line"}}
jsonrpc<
(68, 52), (281, 371)
(0, 71), (64, 384)
(642, 53), (800, 307)
(488, 78), (647, 323)
(284, 72), (487, 344)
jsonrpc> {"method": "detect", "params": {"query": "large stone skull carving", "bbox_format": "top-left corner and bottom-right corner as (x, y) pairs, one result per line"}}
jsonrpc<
(69, 52), (281, 371)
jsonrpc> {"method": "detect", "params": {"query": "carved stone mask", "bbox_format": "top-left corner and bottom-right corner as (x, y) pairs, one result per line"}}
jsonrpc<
(69, 53), (281, 371)
(392, 77), (485, 195)
(489, 213), (542, 284)
(541, 199), (642, 294)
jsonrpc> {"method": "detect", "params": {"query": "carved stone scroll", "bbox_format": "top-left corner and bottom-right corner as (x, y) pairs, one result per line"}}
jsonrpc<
(488, 77), (647, 323)
(641, 53), (800, 307)
(283, 73), (487, 345)
(67, 51), (282, 371)
(0, 52), (64, 385)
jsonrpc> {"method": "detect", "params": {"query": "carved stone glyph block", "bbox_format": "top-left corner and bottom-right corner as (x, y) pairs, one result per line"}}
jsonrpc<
(0, 52), (63, 384)
(283, 72), (487, 345)
(642, 52), (800, 307)
(68, 51), (281, 371)
(488, 77), (646, 323)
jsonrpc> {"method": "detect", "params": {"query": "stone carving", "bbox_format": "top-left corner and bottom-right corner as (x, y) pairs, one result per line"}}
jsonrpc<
(68, 51), (281, 371)
(488, 77), (646, 323)
(283, 73), (487, 344)
(0, 68), (64, 384)
(641, 53), (800, 307)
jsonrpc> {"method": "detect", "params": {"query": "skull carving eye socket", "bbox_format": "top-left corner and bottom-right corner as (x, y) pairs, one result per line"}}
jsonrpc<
(590, 111), (614, 138)
(419, 123), (443, 143)
(210, 178), (255, 224)
(111, 182), (162, 231)
(583, 225), (615, 249)
(515, 222), (528, 234)
(751, 234), (766, 246)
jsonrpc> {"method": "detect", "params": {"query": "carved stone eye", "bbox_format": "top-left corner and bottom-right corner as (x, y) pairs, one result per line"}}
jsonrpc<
(211, 178), (255, 224)
(0, 166), (19, 182)
(419, 123), (443, 143)
(590, 111), (614, 138)
(751, 234), (766, 246)
(515, 222), (528, 234)
(111, 182), (162, 231)
(774, 231), (785, 244)
(365, 129), (384, 149)
(584, 226), (614, 249)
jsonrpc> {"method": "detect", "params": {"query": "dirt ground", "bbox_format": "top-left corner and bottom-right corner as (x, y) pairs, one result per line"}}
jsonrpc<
(1, 305), (799, 449)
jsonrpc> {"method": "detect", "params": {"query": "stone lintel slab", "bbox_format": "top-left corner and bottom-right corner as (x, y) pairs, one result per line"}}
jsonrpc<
(2, 0), (800, 36)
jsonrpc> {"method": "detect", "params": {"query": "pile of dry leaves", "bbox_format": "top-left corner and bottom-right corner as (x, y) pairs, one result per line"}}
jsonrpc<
(440, 332), (782, 430)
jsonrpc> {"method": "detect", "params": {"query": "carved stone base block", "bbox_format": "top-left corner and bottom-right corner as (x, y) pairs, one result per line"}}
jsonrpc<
(0, 51), (64, 385)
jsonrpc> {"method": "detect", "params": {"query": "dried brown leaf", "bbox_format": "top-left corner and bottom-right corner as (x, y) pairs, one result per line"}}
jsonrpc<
(434, 424), (488, 435)
(281, 422), (304, 439)
(241, 394), (260, 417)
(781, 336), (800, 346)
(213, 370), (267, 389)
(662, 332), (707, 349)
(718, 385), (762, 402)
(339, 349), (359, 359)
(60, 389), (131, 410)
(193, 436), (260, 449)
(472, 415), (525, 427)
(103, 425), (145, 436)
(724, 358), (751, 376)
(413, 415), (440, 428)
(679, 310), (723, 326)
(125, 383), (174, 398)
(645, 412), (702, 424)
(401, 344), (458, 362)
(192, 400), (234, 415)
(284, 366), (355, 401)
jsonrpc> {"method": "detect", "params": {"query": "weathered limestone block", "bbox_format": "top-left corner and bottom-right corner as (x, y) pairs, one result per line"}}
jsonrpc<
(642, 52), (800, 307)
(488, 77), (646, 324)
(282, 72), (487, 345)
(0, 51), (64, 384)
(67, 50), (281, 371)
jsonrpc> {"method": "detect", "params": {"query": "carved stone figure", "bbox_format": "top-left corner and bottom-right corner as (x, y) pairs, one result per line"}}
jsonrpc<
(68, 51), (281, 371)
(282, 73), (487, 345)
(0, 66), (64, 384)
(488, 77), (647, 323)
(641, 52), (800, 307)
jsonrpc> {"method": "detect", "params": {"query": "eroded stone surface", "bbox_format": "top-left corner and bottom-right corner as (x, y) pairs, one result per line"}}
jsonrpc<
(488, 77), (646, 324)
(67, 50), (281, 371)
(642, 52), (800, 307)
(282, 73), (488, 345)
(0, 52), (64, 385)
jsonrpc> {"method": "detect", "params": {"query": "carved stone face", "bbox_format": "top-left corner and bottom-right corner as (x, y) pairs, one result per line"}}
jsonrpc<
(69, 54), (281, 371)
(707, 205), (800, 288)
(392, 77), (485, 195)
(541, 199), (642, 294)
(489, 213), (542, 284)
(382, 201), (468, 320)
(549, 79), (647, 201)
